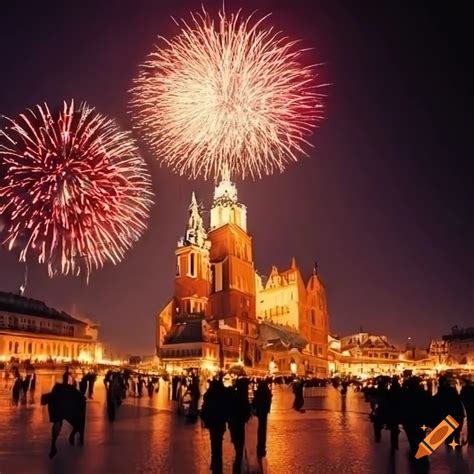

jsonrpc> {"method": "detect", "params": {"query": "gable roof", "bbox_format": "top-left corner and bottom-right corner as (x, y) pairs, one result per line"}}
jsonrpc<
(0, 291), (85, 325)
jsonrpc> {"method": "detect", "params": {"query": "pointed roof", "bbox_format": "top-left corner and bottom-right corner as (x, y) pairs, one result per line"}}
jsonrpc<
(178, 192), (209, 249)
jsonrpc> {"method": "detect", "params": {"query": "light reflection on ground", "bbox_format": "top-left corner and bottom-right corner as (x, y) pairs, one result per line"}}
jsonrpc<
(0, 377), (472, 473)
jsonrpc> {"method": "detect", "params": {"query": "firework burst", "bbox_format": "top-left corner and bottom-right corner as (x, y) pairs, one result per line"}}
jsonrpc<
(0, 100), (153, 279)
(131, 8), (325, 180)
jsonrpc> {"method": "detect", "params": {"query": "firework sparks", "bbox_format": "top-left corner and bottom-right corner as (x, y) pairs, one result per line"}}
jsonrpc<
(0, 100), (154, 279)
(131, 8), (325, 180)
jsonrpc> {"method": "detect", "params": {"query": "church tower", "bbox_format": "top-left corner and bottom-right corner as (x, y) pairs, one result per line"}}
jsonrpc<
(207, 173), (258, 366)
(174, 192), (211, 320)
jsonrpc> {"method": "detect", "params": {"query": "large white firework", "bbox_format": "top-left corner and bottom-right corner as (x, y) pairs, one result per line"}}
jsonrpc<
(131, 8), (325, 180)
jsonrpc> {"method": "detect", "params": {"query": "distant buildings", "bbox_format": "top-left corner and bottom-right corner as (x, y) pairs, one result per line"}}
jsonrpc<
(329, 332), (404, 376)
(441, 326), (474, 365)
(156, 176), (330, 376)
(0, 291), (102, 363)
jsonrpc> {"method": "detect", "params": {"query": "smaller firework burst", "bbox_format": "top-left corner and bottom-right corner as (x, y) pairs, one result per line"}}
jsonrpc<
(0, 100), (154, 279)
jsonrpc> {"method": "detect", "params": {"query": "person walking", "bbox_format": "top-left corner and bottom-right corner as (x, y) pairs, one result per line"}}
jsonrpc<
(200, 379), (230, 474)
(292, 378), (305, 412)
(434, 376), (464, 447)
(228, 378), (252, 473)
(460, 377), (474, 445)
(252, 379), (272, 458)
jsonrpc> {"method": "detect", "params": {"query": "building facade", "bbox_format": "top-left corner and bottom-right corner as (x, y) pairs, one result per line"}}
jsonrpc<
(329, 332), (404, 376)
(0, 291), (101, 363)
(442, 326), (474, 365)
(157, 177), (330, 376)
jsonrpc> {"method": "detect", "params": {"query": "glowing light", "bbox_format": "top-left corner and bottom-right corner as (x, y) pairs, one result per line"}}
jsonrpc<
(0, 100), (153, 279)
(131, 8), (325, 180)
(78, 350), (93, 363)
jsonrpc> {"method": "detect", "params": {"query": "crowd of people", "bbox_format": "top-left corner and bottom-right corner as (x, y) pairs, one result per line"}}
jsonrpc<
(3, 364), (37, 405)
(360, 374), (474, 460)
(200, 376), (272, 474)
(3, 361), (474, 469)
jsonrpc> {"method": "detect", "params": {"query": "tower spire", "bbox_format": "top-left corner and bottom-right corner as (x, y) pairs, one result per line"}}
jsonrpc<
(179, 191), (208, 248)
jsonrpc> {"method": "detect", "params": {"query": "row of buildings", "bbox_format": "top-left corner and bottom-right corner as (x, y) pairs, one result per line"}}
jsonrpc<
(154, 176), (474, 377)
(0, 291), (109, 365)
(1, 175), (471, 377)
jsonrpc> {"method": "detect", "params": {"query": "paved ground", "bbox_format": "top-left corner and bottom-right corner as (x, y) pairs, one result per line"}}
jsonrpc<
(0, 377), (473, 473)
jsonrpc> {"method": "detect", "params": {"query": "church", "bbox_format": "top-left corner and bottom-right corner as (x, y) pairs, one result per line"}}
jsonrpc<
(156, 174), (330, 377)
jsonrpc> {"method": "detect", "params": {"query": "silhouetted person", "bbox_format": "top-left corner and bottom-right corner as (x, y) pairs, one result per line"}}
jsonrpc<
(41, 383), (86, 459)
(371, 377), (389, 443)
(386, 377), (402, 451)
(228, 378), (251, 473)
(460, 377), (474, 445)
(434, 376), (464, 447)
(30, 372), (36, 403)
(137, 376), (144, 398)
(87, 373), (96, 399)
(200, 379), (229, 474)
(292, 378), (304, 411)
(21, 375), (31, 405)
(187, 375), (200, 422)
(62, 366), (70, 385)
(340, 380), (349, 396)
(253, 379), (272, 458)
(401, 377), (432, 456)
(12, 376), (22, 406)
(147, 379), (155, 398)
(79, 375), (88, 396)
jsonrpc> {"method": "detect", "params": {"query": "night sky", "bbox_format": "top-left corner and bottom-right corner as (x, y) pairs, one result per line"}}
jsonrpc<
(0, 1), (472, 354)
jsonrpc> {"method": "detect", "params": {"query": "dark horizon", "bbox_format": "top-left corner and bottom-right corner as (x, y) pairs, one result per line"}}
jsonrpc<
(0, 1), (472, 353)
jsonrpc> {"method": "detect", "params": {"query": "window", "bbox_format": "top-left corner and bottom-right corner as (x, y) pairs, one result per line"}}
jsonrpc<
(311, 309), (316, 326)
(189, 253), (195, 277)
(317, 346), (323, 356)
(176, 258), (181, 277)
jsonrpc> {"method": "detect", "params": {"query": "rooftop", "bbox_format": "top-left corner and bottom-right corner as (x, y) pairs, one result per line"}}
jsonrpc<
(0, 291), (85, 325)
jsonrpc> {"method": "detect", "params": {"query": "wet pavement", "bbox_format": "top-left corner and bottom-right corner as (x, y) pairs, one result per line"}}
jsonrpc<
(0, 377), (473, 473)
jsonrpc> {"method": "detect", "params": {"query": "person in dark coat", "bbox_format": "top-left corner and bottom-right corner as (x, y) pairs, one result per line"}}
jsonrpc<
(87, 372), (96, 399)
(386, 377), (402, 451)
(41, 383), (86, 459)
(371, 377), (389, 443)
(228, 378), (252, 473)
(79, 375), (88, 397)
(62, 366), (70, 385)
(460, 377), (474, 445)
(29, 371), (36, 403)
(200, 379), (229, 474)
(292, 378), (305, 411)
(186, 375), (201, 422)
(401, 377), (432, 456)
(12, 376), (22, 406)
(433, 376), (464, 447)
(252, 379), (272, 458)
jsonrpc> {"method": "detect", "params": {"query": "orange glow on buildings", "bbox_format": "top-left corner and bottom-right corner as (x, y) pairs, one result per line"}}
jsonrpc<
(156, 176), (330, 376)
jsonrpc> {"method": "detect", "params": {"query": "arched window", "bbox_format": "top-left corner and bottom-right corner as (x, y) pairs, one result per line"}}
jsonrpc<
(27, 342), (32, 353)
(14, 342), (19, 354)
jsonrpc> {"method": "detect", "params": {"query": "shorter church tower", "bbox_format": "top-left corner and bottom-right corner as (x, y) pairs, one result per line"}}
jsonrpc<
(174, 192), (211, 319)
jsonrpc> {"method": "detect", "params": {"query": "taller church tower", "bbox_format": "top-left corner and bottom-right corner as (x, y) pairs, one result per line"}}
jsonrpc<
(207, 173), (258, 364)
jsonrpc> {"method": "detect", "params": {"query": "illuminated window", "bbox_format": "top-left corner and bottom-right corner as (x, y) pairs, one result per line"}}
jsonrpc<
(176, 258), (181, 277)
